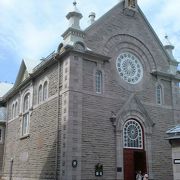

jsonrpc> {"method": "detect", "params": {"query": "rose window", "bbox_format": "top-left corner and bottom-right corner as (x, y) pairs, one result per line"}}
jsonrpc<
(116, 52), (143, 84)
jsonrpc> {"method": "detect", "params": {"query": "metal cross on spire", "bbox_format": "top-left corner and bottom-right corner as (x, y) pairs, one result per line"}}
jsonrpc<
(73, 0), (77, 6)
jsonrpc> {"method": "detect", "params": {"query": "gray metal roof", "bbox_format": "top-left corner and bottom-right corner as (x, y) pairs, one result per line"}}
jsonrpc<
(0, 82), (14, 98)
(166, 125), (180, 134)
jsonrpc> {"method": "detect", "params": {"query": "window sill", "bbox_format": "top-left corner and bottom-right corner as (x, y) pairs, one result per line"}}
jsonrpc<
(20, 134), (30, 140)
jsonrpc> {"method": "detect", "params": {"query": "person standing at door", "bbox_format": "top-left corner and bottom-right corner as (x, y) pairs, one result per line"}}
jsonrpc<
(143, 173), (148, 180)
(136, 171), (143, 180)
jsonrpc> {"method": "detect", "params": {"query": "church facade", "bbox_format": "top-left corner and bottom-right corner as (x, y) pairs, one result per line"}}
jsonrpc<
(0, 0), (179, 180)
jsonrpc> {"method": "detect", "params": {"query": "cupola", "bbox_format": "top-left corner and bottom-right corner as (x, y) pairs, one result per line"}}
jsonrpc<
(164, 35), (178, 75)
(61, 1), (85, 48)
(164, 35), (176, 61)
(66, 1), (82, 30)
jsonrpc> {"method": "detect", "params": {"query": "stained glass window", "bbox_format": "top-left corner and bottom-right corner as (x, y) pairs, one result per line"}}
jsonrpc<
(123, 120), (143, 149)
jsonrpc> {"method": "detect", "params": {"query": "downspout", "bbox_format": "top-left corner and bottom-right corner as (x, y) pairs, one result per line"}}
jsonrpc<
(171, 81), (176, 124)
(55, 57), (61, 180)
(9, 158), (13, 180)
(2, 102), (8, 178)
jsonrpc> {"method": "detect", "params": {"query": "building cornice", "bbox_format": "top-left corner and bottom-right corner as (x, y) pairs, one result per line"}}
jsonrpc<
(2, 47), (110, 102)
(151, 70), (180, 81)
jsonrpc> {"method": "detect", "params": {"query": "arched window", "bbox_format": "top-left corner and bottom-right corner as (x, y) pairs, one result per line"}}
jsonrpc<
(12, 104), (15, 119)
(23, 93), (30, 112)
(14, 102), (18, 117)
(123, 120), (143, 149)
(156, 84), (162, 105)
(43, 81), (48, 101)
(96, 71), (102, 93)
(38, 85), (43, 103)
(22, 93), (30, 136)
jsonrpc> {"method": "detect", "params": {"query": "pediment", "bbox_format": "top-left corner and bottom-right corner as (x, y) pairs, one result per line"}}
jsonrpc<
(116, 94), (155, 127)
(14, 59), (40, 87)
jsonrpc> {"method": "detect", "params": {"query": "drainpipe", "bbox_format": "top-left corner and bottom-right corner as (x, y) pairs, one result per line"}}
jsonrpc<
(55, 56), (61, 180)
(9, 158), (13, 180)
(2, 102), (9, 176)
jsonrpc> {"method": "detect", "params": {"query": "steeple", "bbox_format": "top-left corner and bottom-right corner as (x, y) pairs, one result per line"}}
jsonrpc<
(163, 35), (178, 75)
(66, 0), (82, 30)
(61, 1), (85, 48)
(124, 0), (138, 11)
(164, 35), (176, 61)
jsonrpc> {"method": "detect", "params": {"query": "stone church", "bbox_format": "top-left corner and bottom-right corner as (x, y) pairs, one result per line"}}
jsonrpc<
(0, 0), (179, 179)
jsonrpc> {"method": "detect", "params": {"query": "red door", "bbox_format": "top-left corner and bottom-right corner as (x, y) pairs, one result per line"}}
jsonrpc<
(124, 149), (147, 180)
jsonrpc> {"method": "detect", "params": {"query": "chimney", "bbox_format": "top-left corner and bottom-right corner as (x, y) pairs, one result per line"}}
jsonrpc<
(88, 12), (96, 25)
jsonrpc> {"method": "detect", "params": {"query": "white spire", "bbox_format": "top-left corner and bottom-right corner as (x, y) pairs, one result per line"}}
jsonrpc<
(164, 35), (176, 61)
(66, 1), (82, 30)
(61, 1), (85, 48)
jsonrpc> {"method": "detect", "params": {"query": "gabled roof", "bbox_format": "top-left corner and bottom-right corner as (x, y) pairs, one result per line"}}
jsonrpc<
(85, 1), (177, 65)
(14, 58), (40, 87)
(0, 82), (14, 98)
(167, 125), (180, 134)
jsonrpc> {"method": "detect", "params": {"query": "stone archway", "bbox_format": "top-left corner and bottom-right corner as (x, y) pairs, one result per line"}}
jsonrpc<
(114, 103), (154, 180)
(123, 119), (146, 180)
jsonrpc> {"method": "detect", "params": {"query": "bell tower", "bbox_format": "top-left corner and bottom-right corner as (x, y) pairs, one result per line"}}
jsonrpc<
(124, 0), (138, 11)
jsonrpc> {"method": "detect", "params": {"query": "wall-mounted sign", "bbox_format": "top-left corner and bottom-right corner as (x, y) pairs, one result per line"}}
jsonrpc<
(95, 163), (103, 176)
(72, 160), (78, 168)
(117, 167), (122, 172)
(174, 159), (180, 164)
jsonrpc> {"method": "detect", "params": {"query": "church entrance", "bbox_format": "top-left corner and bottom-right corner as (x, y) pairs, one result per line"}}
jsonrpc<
(123, 119), (147, 180)
(124, 149), (147, 180)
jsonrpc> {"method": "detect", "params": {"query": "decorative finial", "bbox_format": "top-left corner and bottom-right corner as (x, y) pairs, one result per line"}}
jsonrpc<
(73, 0), (77, 6)
(164, 34), (173, 46)
(164, 34), (176, 63)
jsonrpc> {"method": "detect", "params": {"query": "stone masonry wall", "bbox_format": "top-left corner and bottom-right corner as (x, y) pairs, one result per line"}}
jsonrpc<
(83, 3), (175, 175)
(2, 63), (60, 180)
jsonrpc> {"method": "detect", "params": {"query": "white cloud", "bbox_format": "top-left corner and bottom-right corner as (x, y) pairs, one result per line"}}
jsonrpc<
(0, 0), (180, 78)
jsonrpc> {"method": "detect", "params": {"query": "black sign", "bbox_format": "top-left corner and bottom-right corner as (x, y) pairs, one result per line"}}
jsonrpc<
(117, 167), (122, 172)
(72, 160), (78, 168)
(95, 163), (103, 176)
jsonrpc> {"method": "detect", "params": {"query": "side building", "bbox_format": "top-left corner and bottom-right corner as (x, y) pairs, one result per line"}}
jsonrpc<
(0, 82), (13, 177)
(0, 0), (180, 180)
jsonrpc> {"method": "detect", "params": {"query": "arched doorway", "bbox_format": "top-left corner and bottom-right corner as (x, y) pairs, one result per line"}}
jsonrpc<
(123, 119), (147, 180)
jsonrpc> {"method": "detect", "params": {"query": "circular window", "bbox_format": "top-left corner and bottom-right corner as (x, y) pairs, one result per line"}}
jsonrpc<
(116, 52), (143, 84)
(124, 120), (143, 149)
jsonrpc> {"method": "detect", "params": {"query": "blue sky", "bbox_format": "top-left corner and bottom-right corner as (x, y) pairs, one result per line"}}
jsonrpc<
(0, 0), (180, 83)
